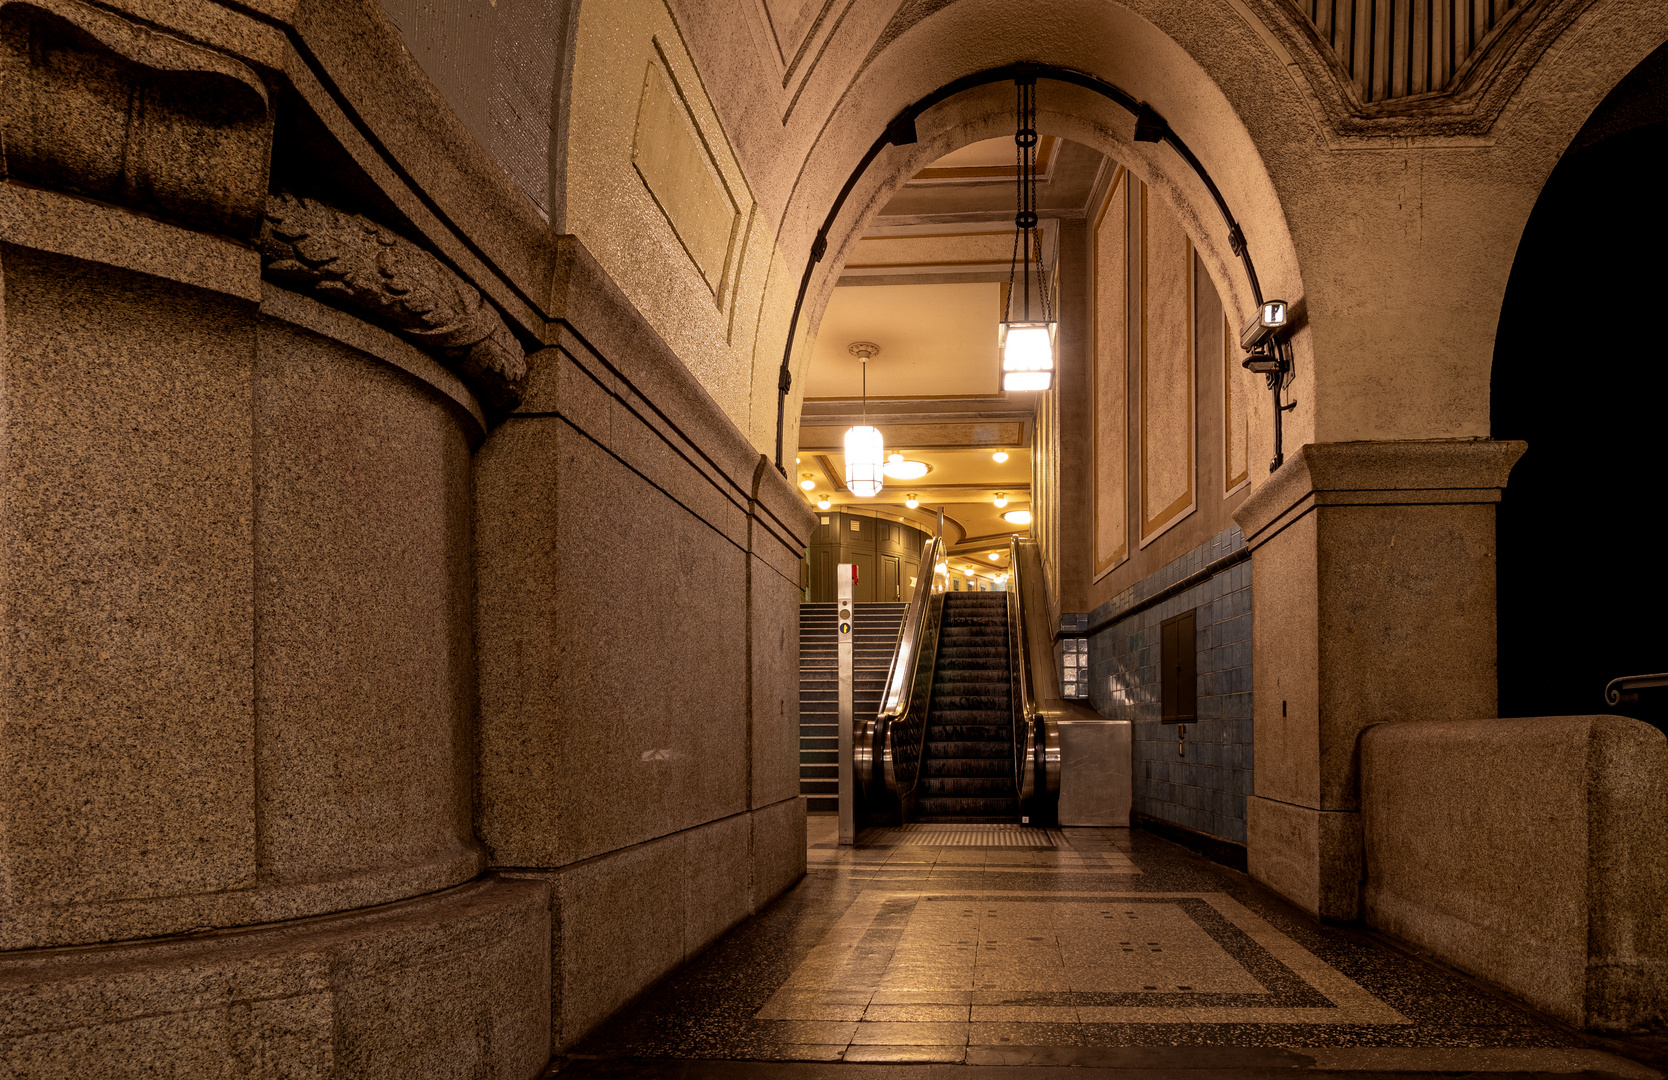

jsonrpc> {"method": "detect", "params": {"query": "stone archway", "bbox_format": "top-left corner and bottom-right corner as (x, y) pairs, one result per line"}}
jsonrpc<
(1493, 40), (1668, 732)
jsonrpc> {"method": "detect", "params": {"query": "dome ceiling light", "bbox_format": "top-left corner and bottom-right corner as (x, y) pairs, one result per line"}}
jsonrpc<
(843, 342), (884, 497)
(1003, 509), (1033, 526)
(994, 492), (1009, 508)
(817, 495), (832, 510)
(883, 459), (930, 480)
(999, 76), (1055, 393)
(992, 450), (1009, 463)
(904, 494), (919, 509)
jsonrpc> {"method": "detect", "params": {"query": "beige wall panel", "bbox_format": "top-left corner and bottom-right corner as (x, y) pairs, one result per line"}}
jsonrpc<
(567, 0), (788, 447)
(0, 248), (256, 918)
(633, 59), (740, 292)
(1139, 187), (1195, 545)
(251, 318), (480, 891)
(1092, 169), (1128, 577)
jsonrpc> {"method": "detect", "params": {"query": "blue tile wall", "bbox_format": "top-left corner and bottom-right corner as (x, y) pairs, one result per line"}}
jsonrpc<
(1082, 526), (1253, 845)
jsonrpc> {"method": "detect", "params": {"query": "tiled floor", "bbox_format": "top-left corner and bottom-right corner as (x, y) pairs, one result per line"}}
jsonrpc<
(556, 817), (1658, 1079)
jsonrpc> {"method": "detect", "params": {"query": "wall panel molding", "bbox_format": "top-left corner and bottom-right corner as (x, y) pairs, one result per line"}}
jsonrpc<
(1138, 185), (1196, 548)
(1092, 166), (1129, 579)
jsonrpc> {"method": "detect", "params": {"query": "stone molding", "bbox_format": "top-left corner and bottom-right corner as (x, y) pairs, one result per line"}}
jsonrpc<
(0, 180), (261, 300)
(1234, 439), (1527, 549)
(1240, 0), (1598, 139)
(0, 0), (273, 236)
(0, 875), (552, 1077)
(542, 235), (816, 537)
(256, 193), (530, 414)
(259, 283), (489, 443)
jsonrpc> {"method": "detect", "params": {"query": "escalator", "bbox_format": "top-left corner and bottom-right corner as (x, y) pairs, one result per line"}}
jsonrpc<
(916, 594), (1017, 821)
(858, 529), (1060, 826)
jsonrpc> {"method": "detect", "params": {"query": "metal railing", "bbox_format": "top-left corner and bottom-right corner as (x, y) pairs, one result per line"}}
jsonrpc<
(861, 517), (950, 809)
(1605, 673), (1668, 707)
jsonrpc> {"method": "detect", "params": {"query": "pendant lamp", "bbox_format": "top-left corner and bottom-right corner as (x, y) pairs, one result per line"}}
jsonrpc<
(844, 342), (884, 497)
(1000, 76), (1055, 392)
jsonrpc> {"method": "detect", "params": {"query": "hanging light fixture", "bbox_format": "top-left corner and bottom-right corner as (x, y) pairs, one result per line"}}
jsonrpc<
(1000, 75), (1055, 392)
(844, 342), (884, 497)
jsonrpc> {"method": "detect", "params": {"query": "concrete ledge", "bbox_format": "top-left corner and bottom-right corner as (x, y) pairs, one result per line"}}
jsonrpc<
(1361, 715), (1668, 1032)
(0, 875), (551, 1079)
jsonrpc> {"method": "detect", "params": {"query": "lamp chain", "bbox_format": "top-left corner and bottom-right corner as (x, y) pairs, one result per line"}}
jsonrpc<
(1007, 77), (1046, 323)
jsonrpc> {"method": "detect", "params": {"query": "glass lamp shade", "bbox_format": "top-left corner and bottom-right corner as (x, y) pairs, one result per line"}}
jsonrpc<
(999, 321), (1056, 391)
(844, 425), (886, 497)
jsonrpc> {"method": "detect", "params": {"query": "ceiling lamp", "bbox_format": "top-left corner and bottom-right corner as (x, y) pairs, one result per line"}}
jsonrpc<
(883, 459), (929, 480)
(964, 566), (976, 577)
(1003, 509), (1033, 525)
(988, 552), (1000, 561)
(904, 494), (919, 509)
(1000, 76), (1055, 393)
(993, 450), (1009, 463)
(843, 342), (884, 497)
(817, 495), (832, 510)
(799, 475), (815, 490)
(994, 492), (1009, 508)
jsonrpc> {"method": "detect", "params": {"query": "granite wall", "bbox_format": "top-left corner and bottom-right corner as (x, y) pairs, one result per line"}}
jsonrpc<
(1084, 527), (1253, 846)
(0, 0), (812, 1074)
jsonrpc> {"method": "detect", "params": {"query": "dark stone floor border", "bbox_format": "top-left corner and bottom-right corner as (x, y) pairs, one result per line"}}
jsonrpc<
(1131, 812), (1249, 873)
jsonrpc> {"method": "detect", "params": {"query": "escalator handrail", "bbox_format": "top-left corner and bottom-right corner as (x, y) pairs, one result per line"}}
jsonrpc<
(1010, 537), (1063, 806)
(865, 534), (949, 802)
(1009, 536), (1040, 801)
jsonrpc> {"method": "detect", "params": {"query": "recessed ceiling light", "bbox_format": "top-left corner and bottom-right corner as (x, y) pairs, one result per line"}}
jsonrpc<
(1003, 509), (1032, 525)
(993, 451), (1009, 463)
(884, 459), (930, 480)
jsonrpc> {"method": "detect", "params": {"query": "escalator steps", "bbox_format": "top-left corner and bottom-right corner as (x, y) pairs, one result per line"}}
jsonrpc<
(915, 593), (1018, 824)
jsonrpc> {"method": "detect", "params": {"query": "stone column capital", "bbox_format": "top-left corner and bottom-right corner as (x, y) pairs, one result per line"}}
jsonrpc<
(1234, 439), (1527, 549)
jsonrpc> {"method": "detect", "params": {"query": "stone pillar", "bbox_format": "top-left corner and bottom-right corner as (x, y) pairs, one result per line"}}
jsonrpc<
(0, 3), (548, 1074)
(1232, 440), (1524, 919)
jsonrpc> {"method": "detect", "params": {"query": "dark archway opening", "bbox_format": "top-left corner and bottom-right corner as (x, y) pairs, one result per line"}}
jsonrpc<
(1494, 42), (1668, 731)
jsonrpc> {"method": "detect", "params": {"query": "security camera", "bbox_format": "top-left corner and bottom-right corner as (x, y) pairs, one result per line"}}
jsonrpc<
(1239, 300), (1288, 351)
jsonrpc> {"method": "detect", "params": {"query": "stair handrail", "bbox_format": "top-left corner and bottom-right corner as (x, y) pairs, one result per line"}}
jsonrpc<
(1009, 536), (1062, 817)
(863, 527), (949, 806)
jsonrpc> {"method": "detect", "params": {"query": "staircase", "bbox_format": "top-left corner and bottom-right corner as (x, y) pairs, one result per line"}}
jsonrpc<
(915, 593), (1018, 822)
(798, 602), (908, 812)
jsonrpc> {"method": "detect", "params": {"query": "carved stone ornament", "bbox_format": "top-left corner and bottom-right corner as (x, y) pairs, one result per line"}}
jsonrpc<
(0, 0), (272, 236)
(257, 193), (528, 412)
(1243, 0), (1597, 138)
